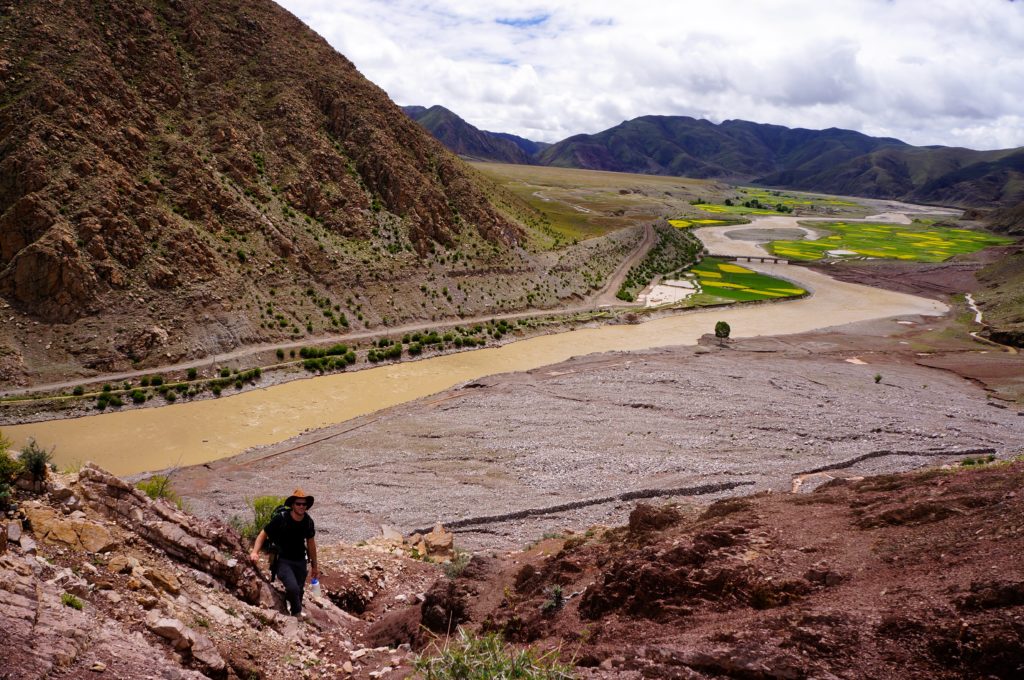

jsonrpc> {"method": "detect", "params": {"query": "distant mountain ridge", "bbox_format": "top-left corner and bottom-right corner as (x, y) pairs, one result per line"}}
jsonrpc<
(402, 105), (537, 165)
(406, 107), (1024, 208)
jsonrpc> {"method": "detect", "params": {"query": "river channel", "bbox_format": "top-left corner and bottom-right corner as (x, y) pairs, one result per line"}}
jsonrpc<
(3, 216), (948, 476)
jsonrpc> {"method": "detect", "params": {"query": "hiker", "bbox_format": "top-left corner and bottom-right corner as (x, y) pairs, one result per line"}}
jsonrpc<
(249, 488), (319, 618)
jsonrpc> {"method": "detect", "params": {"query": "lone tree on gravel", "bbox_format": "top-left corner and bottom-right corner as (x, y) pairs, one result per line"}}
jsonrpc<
(715, 320), (731, 346)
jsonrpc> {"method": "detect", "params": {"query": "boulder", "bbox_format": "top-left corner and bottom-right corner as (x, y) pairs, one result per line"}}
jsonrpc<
(19, 536), (37, 554)
(22, 504), (116, 552)
(189, 633), (226, 674)
(145, 566), (182, 595)
(107, 554), (140, 574)
(75, 521), (117, 553)
(7, 519), (23, 543)
(424, 523), (453, 557)
(147, 616), (189, 648)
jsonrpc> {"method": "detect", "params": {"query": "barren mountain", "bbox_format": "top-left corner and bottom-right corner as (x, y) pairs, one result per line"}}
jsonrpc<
(0, 0), (630, 386)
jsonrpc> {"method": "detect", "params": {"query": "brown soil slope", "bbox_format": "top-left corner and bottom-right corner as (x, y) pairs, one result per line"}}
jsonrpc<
(413, 461), (1024, 679)
(0, 0), (565, 384)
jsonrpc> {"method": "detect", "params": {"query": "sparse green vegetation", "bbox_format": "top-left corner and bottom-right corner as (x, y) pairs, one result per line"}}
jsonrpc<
(414, 630), (574, 680)
(442, 548), (472, 579)
(0, 432), (19, 509)
(61, 592), (84, 610)
(136, 475), (179, 505)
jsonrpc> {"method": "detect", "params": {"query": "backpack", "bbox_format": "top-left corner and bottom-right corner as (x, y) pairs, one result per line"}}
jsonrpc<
(262, 504), (291, 553)
(262, 504), (291, 582)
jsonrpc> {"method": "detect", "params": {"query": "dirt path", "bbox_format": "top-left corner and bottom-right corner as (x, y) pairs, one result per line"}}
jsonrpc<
(593, 222), (656, 305)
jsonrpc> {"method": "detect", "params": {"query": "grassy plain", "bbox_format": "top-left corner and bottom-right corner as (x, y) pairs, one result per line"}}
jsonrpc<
(693, 186), (867, 217)
(767, 220), (1013, 262)
(472, 162), (731, 243)
(690, 258), (807, 302)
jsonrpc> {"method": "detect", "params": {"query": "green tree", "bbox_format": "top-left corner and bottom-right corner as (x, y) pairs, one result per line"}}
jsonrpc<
(715, 320), (731, 346)
(20, 439), (53, 490)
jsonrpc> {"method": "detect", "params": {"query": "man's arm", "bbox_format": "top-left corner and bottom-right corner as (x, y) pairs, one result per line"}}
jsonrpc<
(249, 529), (268, 563)
(307, 537), (319, 580)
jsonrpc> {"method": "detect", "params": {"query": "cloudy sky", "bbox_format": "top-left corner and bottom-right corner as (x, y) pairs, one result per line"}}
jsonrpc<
(277, 0), (1024, 150)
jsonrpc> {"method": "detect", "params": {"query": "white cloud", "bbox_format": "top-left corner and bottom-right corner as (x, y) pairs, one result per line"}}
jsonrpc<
(277, 0), (1024, 150)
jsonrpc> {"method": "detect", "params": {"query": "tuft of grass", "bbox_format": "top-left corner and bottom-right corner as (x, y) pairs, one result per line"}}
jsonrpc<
(442, 548), (472, 579)
(136, 474), (180, 506)
(61, 592), (84, 610)
(414, 629), (575, 680)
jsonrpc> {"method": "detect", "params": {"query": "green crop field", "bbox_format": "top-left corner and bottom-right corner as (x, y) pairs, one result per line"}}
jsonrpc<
(690, 258), (806, 302)
(766, 220), (1013, 262)
(668, 218), (737, 228)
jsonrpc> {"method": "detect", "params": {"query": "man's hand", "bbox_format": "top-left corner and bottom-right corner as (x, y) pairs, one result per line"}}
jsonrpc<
(311, 565), (320, 580)
(249, 551), (259, 563)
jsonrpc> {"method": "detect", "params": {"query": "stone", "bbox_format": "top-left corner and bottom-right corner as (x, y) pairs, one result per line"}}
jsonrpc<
(89, 661), (106, 672)
(0, 523), (6, 554)
(342, 660), (354, 674)
(46, 520), (82, 547)
(190, 633), (226, 673)
(75, 521), (117, 553)
(380, 525), (403, 543)
(19, 536), (37, 554)
(145, 567), (182, 595)
(148, 616), (189, 647)
(107, 554), (140, 574)
(424, 523), (453, 556)
(7, 519), (22, 543)
(47, 478), (75, 502)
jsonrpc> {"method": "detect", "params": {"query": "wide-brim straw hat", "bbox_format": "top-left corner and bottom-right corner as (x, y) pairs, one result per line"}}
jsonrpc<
(285, 488), (314, 509)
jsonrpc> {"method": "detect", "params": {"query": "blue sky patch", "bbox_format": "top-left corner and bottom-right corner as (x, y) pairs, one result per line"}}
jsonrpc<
(496, 13), (550, 28)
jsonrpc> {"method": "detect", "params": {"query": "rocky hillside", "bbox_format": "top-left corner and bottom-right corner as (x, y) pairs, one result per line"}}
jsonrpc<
(0, 0), (629, 385)
(374, 460), (1024, 679)
(3, 455), (1021, 678)
(0, 461), (454, 678)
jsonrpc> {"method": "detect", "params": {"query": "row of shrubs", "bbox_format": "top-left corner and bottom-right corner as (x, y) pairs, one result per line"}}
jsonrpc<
(94, 368), (264, 409)
(302, 352), (356, 373)
(78, 322), (519, 407)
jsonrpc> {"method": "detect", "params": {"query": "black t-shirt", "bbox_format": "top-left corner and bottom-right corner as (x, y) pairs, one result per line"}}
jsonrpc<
(265, 511), (315, 561)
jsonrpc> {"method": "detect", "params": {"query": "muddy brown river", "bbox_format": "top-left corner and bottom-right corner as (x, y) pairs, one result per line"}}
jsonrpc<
(4, 216), (948, 476)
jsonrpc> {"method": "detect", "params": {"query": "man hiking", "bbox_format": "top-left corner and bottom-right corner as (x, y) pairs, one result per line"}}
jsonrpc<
(249, 488), (319, 618)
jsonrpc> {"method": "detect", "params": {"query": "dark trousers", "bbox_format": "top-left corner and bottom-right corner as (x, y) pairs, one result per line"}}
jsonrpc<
(276, 558), (308, 615)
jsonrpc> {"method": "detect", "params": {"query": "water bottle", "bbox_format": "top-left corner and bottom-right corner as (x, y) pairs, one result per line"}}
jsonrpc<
(310, 578), (321, 598)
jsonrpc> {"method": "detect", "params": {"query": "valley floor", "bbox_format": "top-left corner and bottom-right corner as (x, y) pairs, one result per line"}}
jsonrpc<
(171, 311), (1024, 552)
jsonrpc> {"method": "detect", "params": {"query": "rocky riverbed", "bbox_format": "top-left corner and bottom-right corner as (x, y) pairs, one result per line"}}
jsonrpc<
(171, 313), (1024, 551)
